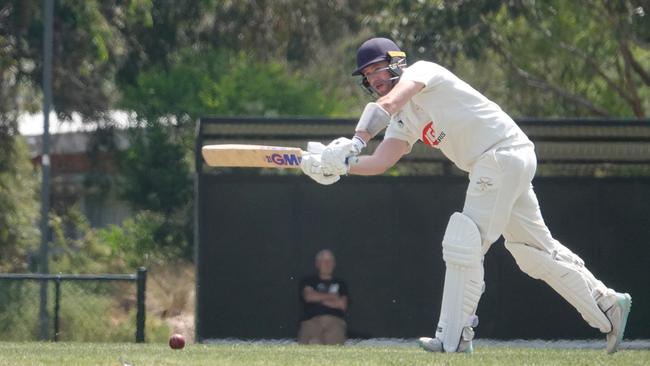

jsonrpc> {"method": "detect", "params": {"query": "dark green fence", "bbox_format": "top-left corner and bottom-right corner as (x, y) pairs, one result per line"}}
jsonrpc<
(195, 175), (650, 341)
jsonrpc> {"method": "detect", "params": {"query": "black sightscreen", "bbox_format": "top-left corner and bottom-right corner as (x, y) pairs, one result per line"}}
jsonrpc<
(197, 174), (650, 340)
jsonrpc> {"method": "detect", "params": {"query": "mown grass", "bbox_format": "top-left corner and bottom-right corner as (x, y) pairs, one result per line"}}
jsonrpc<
(0, 342), (647, 366)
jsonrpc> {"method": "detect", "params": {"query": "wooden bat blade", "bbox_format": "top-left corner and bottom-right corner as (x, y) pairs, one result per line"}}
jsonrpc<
(202, 144), (305, 168)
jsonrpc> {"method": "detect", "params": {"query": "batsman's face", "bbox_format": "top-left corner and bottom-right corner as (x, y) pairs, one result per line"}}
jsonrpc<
(362, 61), (393, 96)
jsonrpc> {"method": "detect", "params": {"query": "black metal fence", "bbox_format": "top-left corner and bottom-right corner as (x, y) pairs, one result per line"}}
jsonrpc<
(0, 268), (146, 342)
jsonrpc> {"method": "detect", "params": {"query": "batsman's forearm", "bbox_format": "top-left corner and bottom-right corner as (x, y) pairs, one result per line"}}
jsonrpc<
(348, 155), (390, 175)
(348, 138), (407, 175)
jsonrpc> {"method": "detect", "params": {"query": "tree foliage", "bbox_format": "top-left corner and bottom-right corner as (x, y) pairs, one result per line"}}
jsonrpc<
(121, 47), (351, 124)
(118, 124), (191, 215)
(48, 207), (185, 272)
(204, 0), (362, 64)
(2, 0), (647, 125)
(117, 47), (355, 258)
(364, 0), (649, 117)
(0, 138), (39, 272)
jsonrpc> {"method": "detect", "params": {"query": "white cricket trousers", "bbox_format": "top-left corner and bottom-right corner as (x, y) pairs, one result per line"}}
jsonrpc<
(460, 144), (615, 331)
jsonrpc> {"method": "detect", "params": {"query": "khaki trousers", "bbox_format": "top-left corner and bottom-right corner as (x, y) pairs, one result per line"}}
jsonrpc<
(297, 315), (346, 345)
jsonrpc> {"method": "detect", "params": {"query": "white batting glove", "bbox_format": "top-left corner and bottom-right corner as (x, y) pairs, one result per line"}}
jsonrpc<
(300, 144), (340, 185)
(321, 137), (365, 176)
(307, 141), (327, 154)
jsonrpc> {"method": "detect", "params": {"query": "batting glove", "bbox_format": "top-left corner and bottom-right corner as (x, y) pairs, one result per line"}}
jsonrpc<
(300, 142), (340, 185)
(321, 137), (363, 176)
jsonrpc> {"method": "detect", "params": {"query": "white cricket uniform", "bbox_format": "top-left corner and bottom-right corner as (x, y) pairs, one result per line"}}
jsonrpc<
(385, 61), (615, 333)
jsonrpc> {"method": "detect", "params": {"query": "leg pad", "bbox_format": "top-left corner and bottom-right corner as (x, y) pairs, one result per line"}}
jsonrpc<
(436, 212), (484, 352)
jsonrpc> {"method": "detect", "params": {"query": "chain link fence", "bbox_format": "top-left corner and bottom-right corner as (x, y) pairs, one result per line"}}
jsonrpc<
(0, 268), (146, 342)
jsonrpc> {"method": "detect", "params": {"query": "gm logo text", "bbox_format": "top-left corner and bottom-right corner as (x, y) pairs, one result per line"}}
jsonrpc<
(266, 153), (301, 166)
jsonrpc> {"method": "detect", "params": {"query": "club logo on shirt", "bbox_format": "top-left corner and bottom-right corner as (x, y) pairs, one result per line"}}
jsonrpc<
(316, 282), (339, 294)
(422, 121), (445, 148)
(476, 177), (494, 192)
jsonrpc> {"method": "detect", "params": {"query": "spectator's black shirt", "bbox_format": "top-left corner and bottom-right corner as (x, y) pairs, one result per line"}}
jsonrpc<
(299, 275), (348, 320)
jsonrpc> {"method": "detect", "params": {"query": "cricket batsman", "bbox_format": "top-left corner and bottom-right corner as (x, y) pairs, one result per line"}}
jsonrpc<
(300, 37), (632, 353)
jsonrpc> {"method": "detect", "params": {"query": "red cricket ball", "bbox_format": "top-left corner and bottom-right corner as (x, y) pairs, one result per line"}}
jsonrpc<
(169, 333), (185, 349)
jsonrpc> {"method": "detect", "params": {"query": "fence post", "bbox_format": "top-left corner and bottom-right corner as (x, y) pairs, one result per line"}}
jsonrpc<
(136, 267), (147, 343)
(54, 276), (61, 341)
(38, 0), (54, 342)
(38, 278), (49, 341)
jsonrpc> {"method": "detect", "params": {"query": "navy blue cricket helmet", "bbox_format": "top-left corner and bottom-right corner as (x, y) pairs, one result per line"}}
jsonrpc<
(352, 37), (407, 96)
(352, 37), (407, 76)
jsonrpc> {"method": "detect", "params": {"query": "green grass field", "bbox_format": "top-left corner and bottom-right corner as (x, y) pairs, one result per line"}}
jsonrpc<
(0, 342), (648, 366)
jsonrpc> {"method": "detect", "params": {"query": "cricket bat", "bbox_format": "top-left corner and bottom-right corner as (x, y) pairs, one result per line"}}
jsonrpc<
(202, 144), (305, 168)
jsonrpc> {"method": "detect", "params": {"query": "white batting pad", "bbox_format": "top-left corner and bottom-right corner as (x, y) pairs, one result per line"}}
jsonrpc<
(504, 241), (611, 333)
(435, 212), (484, 352)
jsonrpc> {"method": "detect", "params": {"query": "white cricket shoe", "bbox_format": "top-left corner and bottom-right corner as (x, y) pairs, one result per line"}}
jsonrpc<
(417, 337), (473, 353)
(605, 292), (632, 354)
(417, 337), (443, 352)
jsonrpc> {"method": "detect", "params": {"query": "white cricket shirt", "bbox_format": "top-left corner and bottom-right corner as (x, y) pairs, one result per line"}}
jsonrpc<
(384, 61), (532, 172)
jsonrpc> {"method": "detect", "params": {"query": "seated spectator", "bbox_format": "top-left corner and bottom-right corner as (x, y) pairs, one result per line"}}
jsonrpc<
(297, 249), (349, 345)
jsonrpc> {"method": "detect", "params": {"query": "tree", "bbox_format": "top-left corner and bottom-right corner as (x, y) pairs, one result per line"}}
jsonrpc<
(0, 0), (212, 122)
(0, 137), (39, 272)
(364, 0), (649, 117)
(120, 46), (355, 134)
(2, 0), (365, 265)
(203, 0), (362, 64)
(119, 124), (191, 215)
(0, 0), (202, 267)
(117, 47), (357, 257)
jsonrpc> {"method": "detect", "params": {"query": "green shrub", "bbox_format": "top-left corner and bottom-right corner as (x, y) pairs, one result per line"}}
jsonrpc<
(99, 210), (186, 269)
(0, 281), (40, 341)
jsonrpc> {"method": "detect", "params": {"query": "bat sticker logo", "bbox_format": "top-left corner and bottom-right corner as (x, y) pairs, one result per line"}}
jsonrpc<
(266, 153), (301, 166)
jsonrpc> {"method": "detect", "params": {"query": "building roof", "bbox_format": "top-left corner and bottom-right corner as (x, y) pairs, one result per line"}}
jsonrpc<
(20, 111), (132, 157)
